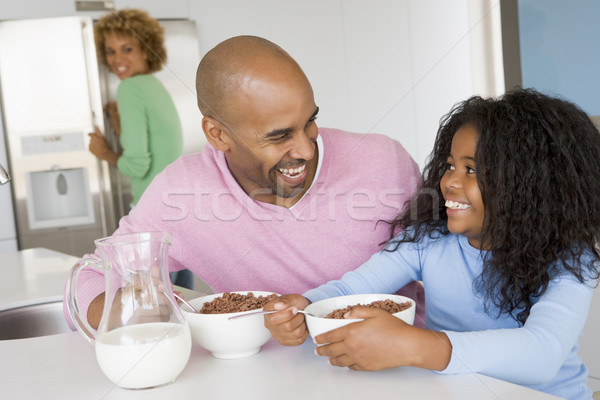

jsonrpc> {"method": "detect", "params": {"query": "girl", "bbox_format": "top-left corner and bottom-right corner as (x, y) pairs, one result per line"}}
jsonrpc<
(265, 89), (600, 400)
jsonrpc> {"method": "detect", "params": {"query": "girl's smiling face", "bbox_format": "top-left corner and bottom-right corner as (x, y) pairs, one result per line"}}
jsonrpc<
(440, 124), (485, 249)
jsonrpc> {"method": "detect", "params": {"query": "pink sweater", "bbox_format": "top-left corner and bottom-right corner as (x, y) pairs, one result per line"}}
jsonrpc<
(65, 128), (422, 325)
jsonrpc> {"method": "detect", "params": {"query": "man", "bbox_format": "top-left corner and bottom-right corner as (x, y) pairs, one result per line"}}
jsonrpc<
(65, 35), (423, 329)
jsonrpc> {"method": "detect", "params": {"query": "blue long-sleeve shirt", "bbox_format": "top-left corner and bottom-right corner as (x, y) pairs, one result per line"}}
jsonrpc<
(304, 233), (595, 400)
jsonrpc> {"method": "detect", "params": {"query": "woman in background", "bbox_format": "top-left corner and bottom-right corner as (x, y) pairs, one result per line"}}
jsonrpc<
(88, 9), (192, 288)
(89, 8), (182, 206)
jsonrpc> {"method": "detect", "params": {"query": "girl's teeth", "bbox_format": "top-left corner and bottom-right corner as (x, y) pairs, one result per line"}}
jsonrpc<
(445, 200), (470, 210)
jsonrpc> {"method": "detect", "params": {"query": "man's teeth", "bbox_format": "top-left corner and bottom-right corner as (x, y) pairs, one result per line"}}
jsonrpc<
(278, 164), (305, 178)
(445, 200), (470, 210)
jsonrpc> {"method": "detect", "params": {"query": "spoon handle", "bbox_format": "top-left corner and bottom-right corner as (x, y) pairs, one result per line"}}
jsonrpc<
(227, 309), (312, 320)
(227, 309), (277, 320)
(173, 292), (200, 313)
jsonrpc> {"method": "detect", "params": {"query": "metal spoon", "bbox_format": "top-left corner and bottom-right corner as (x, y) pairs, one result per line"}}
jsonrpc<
(227, 308), (315, 320)
(173, 292), (200, 313)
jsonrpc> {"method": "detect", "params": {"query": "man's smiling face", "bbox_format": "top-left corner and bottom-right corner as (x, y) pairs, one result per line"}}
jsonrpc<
(219, 59), (320, 207)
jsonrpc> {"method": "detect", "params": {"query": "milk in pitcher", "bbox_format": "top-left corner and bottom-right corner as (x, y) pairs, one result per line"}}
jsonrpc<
(95, 322), (191, 389)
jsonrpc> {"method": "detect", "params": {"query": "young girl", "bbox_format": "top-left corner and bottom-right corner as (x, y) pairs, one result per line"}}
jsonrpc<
(265, 88), (600, 400)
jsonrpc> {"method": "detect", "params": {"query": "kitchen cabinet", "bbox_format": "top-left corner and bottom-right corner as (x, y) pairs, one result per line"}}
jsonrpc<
(0, 0), (190, 20)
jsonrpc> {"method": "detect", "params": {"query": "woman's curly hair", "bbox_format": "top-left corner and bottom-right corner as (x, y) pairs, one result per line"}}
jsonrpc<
(386, 88), (600, 324)
(94, 8), (166, 73)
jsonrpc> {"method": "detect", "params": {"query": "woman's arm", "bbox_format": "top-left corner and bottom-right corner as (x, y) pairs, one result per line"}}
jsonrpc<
(116, 79), (151, 178)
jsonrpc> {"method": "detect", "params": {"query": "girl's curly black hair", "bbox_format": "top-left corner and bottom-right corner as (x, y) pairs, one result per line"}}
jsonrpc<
(386, 88), (600, 324)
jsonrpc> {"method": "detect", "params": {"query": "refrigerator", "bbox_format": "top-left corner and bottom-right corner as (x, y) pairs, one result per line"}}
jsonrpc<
(0, 15), (202, 256)
(0, 106), (17, 252)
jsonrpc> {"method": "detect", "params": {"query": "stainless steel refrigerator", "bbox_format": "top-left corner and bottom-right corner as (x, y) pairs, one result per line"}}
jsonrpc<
(0, 15), (202, 256)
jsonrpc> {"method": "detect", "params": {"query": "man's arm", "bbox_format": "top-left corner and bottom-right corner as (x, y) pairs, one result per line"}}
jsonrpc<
(87, 292), (105, 330)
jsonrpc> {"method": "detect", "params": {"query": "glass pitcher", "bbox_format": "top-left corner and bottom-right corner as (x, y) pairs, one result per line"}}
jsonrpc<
(66, 231), (191, 389)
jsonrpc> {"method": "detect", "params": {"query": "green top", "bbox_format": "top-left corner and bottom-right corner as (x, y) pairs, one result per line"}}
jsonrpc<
(116, 74), (183, 205)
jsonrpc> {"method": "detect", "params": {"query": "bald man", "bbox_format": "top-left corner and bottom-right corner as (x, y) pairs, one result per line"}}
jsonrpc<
(196, 36), (321, 208)
(65, 35), (424, 330)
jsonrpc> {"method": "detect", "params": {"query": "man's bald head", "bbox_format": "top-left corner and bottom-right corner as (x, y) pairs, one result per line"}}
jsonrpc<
(196, 35), (307, 127)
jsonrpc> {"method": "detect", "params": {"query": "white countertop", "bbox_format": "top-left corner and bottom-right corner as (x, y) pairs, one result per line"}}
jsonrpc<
(0, 247), (78, 310)
(0, 248), (561, 399)
(0, 247), (200, 310)
(1, 332), (561, 400)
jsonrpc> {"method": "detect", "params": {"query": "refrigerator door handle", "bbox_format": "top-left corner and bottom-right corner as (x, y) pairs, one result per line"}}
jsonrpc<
(0, 164), (10, 185)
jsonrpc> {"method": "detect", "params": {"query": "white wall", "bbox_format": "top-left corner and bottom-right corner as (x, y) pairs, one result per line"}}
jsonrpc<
(186, 0), (503, 168)
(0, 0), (503, 168)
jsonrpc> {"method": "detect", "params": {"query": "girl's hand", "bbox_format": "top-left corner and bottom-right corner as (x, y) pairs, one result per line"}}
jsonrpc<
(314, 307), (452, 371)
(264, 294), (310, 346)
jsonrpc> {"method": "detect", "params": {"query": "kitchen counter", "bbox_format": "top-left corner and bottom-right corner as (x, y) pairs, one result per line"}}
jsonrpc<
(0, 248), (561, 399)
(0, 247), (202, 310)
(0, 247), (79, 311)
(1, 331), (560, 400)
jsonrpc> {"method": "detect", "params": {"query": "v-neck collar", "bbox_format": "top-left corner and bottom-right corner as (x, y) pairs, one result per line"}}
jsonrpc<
(213, 133), (327, 216)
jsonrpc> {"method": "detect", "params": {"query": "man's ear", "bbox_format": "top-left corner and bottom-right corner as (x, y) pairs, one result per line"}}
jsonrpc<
(202, 116), (231, 151)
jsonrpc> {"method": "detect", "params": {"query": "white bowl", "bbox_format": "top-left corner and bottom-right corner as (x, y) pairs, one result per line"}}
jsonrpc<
(182, 291), (277, 359)
(304, 294), (416, 339)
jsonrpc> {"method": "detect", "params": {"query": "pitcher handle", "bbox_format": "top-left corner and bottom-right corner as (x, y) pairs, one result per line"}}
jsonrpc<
(65, 257), (103, 344)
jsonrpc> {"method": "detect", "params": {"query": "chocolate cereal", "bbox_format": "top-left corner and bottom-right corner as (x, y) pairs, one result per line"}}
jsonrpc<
(326, 299), (411, 319)
(200, 292), (278, 314)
